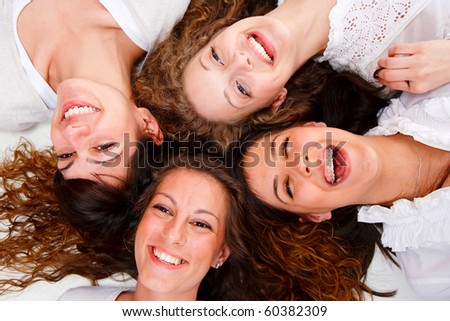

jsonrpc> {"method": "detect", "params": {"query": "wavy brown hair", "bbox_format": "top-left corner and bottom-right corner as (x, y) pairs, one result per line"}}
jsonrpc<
(0, 141), (135, 294)
(233, 182), (392, 301)
(0, 140), (380, 300)
(133, 0), (278, 150)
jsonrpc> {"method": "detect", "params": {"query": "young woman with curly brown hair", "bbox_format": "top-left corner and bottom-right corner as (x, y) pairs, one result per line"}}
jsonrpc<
(132, 0), (279, 148)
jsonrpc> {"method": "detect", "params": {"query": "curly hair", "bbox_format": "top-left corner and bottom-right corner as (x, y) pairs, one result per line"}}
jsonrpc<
(0, 141), (134, 294)
(0, 139), (262, 300)
(0, 138), (383, 300)
(234, 184), (396, 300)
(133, 0), (278, 150)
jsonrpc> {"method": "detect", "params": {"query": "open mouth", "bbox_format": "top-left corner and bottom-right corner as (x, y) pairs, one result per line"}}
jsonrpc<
(152, 247), (188, 266)
(63, 105), (100, 120)
(248, 35), (274, 64)
(324, 146), (346, 185)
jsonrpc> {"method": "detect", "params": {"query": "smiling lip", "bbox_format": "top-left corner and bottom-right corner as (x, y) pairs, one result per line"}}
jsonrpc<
(246, 32), (275, 64)
(149, 246), (188, 270)
(321, 146), (350, 186)
(60, 100), (100, 121)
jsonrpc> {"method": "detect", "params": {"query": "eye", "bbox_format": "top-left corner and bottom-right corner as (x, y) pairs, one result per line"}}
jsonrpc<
(153, 204), (172, 216)
(211, 47), (223, 65)
(284, 177), (293, 199)
(191, 220), (212, 230)
(57, 152), (74, 159)
(236, 80), (250, 97)
(281, 136), (290, 158)
(95, 142), (118, 152)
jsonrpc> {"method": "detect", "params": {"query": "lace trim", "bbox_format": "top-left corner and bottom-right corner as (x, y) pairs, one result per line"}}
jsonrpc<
(319, 0), (430, 77)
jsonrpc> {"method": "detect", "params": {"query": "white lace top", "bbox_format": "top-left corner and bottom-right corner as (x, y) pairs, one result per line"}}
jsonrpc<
(358, 84), (450, 299)
(317, 0), (450, 91)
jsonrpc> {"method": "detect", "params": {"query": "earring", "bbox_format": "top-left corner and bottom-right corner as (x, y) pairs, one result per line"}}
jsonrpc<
(214, 262), (221, 269)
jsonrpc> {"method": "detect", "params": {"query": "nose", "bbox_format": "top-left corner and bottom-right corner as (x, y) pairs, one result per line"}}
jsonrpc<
(235, 51), (253, 71)
(290, 153), (312, 178)
(161, 219), (186, 245)
(63, 125), (90, 144)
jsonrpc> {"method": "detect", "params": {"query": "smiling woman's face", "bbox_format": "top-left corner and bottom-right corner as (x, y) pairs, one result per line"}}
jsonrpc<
(183, 16), (301, 122)
(134, 168), (230, 300)
(242, 123), (382, 220)
(51, 78), (158, 184)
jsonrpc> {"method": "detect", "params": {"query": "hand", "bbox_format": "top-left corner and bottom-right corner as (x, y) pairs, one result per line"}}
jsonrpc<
(375, 40), (450, 94)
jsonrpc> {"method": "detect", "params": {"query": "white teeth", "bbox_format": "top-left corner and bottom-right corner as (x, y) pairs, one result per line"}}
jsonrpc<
(325, 148), (339, 184)
(64, 105), (99, 119)
(153, 247), (185, 266)
(249, 36), (273, 63)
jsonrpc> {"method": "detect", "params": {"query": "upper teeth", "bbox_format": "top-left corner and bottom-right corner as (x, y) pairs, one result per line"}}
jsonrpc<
(153, 247), (186, 266)
(64, 105), (99, 119)
(249, 36), (273, 63)
(326, 148), (340, 184)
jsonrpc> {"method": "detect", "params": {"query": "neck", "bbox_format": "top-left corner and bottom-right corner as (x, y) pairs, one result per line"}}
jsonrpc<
(18, 0), (144, 96)
(267, 0), (337, 68)
(368, 134), (450, 206)
(121, 280), (198, 301)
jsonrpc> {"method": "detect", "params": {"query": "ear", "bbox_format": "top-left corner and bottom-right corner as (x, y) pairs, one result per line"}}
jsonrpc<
(303, 121), (327, 128)
(299, 211), (332, 223)
(138, 108), (164, 145)
(212, 245), (231, 268)
(271, 88), (287, 112)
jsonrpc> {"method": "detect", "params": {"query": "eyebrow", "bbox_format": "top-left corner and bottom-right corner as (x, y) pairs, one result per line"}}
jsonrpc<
(59, 152), (122, 172)
(270, 134), (279, 159)
(271, 136), (287, 205)
(59, 159), (74, 172)
(273, 175), (287, 205)
(199, 54), (210, 71)
(224, 90), (239, 110)
(158, 192), (220, 222)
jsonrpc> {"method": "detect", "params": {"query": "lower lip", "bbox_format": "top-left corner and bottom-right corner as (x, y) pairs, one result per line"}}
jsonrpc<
(148, 246), (186, 271)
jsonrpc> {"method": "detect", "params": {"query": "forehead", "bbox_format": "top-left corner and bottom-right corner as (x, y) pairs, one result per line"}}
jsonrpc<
(159, 169), (228, 198)
(183, 53), (231, 120)
(156, 168), (230, 220)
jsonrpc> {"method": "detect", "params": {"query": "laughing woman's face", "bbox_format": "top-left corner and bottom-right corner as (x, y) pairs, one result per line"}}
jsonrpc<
(242, 122), (382, 221)
(51, 78), (161, 184)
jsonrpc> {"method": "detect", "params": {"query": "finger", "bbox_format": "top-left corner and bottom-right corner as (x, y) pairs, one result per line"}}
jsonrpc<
(387, 43), (418, 57)
(378, 79), (411, 92)
(376, 68), (411, 82)
(377, 55), (414, 69)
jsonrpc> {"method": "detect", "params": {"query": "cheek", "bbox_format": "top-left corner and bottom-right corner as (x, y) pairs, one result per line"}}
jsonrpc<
(50, 131), (65, 150)
(135, 216), (159, 244)
(191, 237), (220, 263)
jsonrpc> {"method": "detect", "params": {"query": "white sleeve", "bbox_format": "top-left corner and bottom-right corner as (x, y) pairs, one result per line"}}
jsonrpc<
(396, 247), (450, 300)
